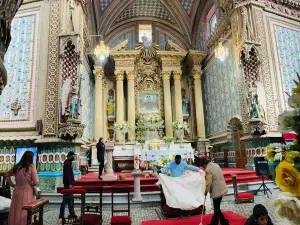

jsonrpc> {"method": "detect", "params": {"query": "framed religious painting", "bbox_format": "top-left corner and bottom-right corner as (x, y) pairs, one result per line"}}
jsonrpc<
(138, 92), (160, 114)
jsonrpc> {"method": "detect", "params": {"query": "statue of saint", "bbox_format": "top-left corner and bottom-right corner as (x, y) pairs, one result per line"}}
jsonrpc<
(248, 92), (264, 120)
(107, 89), (115, 120)
(68, 85), (80, 120)
(181, 89), (190, 116)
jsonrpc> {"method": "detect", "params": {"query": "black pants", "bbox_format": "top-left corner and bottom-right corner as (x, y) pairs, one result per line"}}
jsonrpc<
(98, 159), (104, 176)
(59, 194), (75, 218)
(211, 197), (225, 224)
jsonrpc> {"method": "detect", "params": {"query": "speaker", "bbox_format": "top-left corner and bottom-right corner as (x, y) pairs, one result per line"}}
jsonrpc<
(254, 156), (270, 176)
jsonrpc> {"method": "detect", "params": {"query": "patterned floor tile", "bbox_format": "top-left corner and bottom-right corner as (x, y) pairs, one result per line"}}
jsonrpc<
(43, 189), (293, 225)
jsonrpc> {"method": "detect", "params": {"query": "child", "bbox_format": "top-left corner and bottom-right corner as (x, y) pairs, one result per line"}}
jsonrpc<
(245, 204), (273, 225)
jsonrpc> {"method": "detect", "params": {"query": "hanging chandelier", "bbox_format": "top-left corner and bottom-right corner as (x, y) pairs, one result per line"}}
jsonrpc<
(215, 42), (228, 61)
(94, 38), (109, 61)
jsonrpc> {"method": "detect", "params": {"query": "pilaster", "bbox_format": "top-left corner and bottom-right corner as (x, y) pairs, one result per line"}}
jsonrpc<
(116, 71), (124, 143)
(127, 72), (136, 142)
(173, 71), (183, 121)
(94, 69), (104, 141)
(162, 72), (173, 137)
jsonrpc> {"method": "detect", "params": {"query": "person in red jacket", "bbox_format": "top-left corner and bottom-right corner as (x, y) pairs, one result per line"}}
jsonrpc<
(59, 151), (77, 219)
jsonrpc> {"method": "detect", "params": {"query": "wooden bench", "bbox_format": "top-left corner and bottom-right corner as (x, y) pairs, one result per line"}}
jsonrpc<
(22, 198), (49, 225)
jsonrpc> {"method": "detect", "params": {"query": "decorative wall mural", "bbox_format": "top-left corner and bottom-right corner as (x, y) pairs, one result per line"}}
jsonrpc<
(139, 92), (159, 114)
(203, 45), (240, 135)
(0, 147), (15, 171)
(100, 0), (113, 14)
(109, 30), (136, 50)
(273, 25), (300, 109)
(0, 10), (39, 128)
(80, 61), (93, 139)
(180, 0), (195, 15)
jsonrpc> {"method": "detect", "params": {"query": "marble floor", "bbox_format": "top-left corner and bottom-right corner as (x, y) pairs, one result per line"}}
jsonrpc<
(44, 189), (292, 225)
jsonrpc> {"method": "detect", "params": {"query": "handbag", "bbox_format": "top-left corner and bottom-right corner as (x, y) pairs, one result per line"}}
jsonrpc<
(23, 169), (38, 196)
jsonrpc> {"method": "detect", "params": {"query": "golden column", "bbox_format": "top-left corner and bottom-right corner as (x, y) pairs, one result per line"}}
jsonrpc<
(116, 72), (124, 143)
(173, 72), (183, 121)
(127, 72), (135, 142)
(193, 71), (206, 138)
(162, 72), (173, 137)
(94, 70), (104, 141)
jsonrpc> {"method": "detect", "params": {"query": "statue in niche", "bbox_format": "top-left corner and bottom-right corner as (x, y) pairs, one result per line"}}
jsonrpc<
(247, 91), (264, 120)
(68, 85), (80, 120)
(182, 88), (190, 120)
(107, 89), (115, 121)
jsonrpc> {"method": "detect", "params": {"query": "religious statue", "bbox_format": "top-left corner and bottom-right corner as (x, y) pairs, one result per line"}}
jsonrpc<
(68, 85), (80, 120)
(107, 89), (115, 121)
(182, 89), (190, 120)
(248, 91), (264, 120)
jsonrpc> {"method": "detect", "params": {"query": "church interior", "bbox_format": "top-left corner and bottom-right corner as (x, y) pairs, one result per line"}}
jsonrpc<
(1, 0), (300, 224)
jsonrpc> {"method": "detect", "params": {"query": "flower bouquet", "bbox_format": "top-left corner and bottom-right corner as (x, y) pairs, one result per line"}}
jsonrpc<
(172, 120), (189, 147)
(136, 137), (146, 151)
(114, 121), (135, 149)
(162, 136), (174, 150)
(271, 72), (300, 224)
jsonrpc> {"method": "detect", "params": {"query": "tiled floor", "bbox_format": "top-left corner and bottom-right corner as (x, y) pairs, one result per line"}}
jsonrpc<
(44, 189), (292, 225)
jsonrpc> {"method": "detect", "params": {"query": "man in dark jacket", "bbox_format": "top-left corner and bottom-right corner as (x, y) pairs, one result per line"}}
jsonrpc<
(97, 137), (105, 179)
(59, 151), (77, 219)
(245, 204), (273, 225)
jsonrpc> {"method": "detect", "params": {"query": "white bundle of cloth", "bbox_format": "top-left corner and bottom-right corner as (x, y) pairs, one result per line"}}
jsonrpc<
(0, 196), (11, 213)
(159, 171), (211, 211)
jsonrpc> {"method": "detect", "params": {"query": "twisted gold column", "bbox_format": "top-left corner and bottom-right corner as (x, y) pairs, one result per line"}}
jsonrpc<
(116, 72), (124, 143)
(193, 72), (205, 138)
(162, 72), (173, 137)
(173, 72), (183, 121)
(127, 72), (135, 142)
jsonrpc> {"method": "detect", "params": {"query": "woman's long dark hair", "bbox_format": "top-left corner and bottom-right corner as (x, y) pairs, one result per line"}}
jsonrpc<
(13, 151), (34, 174)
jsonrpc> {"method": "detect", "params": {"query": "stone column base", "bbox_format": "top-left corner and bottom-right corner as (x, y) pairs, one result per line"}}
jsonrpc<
(102, 168), (117, 181)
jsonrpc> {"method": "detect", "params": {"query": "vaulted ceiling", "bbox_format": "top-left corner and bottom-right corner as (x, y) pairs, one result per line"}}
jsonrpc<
(92, 0), (212, 50)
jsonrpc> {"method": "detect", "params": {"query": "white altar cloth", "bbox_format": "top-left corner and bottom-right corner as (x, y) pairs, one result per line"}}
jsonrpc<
(140, 149), (194, 161)
(159, 172), (211, 211)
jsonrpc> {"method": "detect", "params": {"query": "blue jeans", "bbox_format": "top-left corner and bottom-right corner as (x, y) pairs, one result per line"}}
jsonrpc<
(59, 194), (75, 217)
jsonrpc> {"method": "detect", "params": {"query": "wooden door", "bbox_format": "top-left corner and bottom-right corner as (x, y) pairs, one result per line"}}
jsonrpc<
(233, 131), (247, 168)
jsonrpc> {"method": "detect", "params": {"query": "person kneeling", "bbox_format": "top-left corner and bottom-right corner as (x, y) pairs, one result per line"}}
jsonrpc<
(160, 155), (199, 177)
(245, 204), (273, 225)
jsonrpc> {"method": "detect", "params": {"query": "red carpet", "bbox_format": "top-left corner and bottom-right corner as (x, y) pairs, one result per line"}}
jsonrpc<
(141, 211), (247, 225)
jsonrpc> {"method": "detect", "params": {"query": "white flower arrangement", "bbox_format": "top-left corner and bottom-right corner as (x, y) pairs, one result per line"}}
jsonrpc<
(114, 121), (135, 134)
(137, 114), (164, 130)
(172, 119), (190, 133)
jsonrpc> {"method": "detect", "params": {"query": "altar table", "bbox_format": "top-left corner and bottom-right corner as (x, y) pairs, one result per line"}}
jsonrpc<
(140, 149), (194, 161)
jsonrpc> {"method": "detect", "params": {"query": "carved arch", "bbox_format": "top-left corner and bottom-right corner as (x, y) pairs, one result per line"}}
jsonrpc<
(226, 116), (243, 142)
(191, 0), (215, 50)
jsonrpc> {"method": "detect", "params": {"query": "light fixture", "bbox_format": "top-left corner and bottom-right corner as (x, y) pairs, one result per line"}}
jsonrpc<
(215, 42), (228, 61)
(94, 36), (109, 61)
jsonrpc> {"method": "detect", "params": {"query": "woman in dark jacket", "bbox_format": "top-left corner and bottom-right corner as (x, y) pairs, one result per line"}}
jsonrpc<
(245, 204), (273, 225)
(96, 137), (105, 179)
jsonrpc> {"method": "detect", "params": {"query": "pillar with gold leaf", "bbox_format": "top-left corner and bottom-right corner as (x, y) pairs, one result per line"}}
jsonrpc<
(162, 72), (173, 137)
(116, 72), (124, 143)
(127, 72), (135, 142)
(193, 71), (205, 138)
(173, 71), (183, 121)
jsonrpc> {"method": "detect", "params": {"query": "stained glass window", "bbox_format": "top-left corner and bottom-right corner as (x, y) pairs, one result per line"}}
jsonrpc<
(139, 24), (152, 42)
(210, 14), (217, 34)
